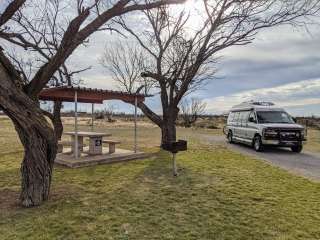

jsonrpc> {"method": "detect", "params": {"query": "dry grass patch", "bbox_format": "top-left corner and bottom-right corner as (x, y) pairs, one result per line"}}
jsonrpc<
(305, 128), (320, 153)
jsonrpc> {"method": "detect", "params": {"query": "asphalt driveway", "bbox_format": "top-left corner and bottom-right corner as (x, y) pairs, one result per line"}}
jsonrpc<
(202, 135), (320, 181)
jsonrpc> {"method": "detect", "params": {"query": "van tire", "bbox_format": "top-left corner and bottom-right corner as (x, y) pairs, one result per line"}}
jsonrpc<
(227, 131), (233, 143)
(291, 145), (303, 153)
(253, 135), (264, 152)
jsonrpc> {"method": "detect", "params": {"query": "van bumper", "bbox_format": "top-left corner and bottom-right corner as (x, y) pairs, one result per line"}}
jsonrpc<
(262, 139), (280, 145)
(262, 139), (305, 146)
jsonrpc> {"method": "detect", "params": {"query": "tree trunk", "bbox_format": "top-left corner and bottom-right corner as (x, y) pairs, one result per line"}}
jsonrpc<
(161, 106), (179, 146)
(53, 101), (63, 140)
(16, 117), (57, 207)
(131, 101), (179, 147)
(0, 62), (57, 207)
(161, 119), (177, 146)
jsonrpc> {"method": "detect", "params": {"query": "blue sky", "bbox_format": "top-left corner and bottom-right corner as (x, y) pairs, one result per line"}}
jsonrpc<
(1, 1), (320, 116)
(66, 22), (320, 116)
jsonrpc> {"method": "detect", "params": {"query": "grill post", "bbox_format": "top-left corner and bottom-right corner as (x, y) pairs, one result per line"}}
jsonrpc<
(91, 103), (94, 131)
(162, 140), (187, 176)
(172, 153), (178, 176)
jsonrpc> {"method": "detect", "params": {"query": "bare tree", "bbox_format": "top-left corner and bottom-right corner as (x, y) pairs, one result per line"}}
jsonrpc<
(100, 40), (154, 95)
(104, 103), (117, 122)
(180, 98), (206, 127)
(0, 0), (185, 207)
(114, 1), (320, 145)
(101, 41), (143, 93)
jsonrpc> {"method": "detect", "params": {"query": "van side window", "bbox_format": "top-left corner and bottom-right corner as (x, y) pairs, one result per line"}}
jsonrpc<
(248, 111), (256, 123)
(227, 112), (235, 123)
(238, 112), (244, 123)
(238, 111), (248, 125)
(241, 111), (250, 125)
(233, 112), (240, 123)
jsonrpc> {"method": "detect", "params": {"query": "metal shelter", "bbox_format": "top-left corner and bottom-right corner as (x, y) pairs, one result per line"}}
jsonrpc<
(39, 86), (147, 158)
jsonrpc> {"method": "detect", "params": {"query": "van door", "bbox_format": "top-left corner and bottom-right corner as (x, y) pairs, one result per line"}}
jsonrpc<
(233, 112), (241, 137)
(227, 112), (235, 133)
(246, 111), (257, 140)
(239, 111), (250, 139)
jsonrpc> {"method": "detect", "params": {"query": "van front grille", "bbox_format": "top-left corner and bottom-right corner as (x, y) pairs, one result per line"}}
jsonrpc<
(264, 129), (302, 141)
(279, 131), (301, 141)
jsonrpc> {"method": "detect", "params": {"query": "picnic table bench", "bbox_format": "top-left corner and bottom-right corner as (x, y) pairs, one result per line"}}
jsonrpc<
(102, 140), (121, 154)
(58, 140), (87, 153)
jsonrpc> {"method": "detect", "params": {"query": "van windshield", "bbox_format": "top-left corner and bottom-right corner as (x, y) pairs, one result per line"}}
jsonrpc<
(256, 111), (295, 124)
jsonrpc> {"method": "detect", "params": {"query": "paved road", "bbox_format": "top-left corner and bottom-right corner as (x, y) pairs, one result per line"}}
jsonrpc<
(202, 134), (320, 181)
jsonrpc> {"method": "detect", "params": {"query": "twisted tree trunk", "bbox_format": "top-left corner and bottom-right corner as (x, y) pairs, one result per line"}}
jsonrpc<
(0, 60), (57, 207)
(53, 101), (63, 140)
(15, 115), (57, 207)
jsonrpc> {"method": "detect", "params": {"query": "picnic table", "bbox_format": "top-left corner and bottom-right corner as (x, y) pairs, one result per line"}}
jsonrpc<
(64, 131), (111, 155)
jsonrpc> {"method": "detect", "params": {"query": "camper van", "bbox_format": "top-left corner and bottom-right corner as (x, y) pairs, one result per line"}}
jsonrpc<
(225, 101), (306, 152)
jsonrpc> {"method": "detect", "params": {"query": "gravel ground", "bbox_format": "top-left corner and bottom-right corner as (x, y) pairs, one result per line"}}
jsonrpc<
(202, 134), (320, 182)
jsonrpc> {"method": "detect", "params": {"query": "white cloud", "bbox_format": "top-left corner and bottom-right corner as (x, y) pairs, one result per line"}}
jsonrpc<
(81, 75), (118, 89)
(204, 78), (320, 114)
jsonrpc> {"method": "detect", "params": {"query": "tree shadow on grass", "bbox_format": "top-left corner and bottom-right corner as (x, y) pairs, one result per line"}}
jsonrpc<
(0, 185), (82, 212)
(0, 189), (20, 211)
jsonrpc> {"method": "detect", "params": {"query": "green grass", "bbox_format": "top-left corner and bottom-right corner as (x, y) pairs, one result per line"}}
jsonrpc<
(0, 117), (320, 239)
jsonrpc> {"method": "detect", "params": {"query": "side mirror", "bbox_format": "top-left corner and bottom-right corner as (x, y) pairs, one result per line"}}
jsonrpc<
(292, 117), (297, 123)
(249, 117), (256, 123)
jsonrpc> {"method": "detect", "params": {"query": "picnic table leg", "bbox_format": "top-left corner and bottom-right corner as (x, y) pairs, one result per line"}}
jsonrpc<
(71, 136), (83, 156)
(109, 143), (116, 154)
(89, 136), (103, 155)
(57, 142), (63, 153)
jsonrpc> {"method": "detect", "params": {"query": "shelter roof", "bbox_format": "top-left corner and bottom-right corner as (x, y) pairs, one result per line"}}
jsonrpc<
(39, 86), (147, 104)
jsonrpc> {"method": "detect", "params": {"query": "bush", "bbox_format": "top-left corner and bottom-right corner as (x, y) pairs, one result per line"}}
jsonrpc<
(207, 124), (219, 129)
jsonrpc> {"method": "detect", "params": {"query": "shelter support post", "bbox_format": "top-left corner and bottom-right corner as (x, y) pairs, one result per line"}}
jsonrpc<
(91, 103), (94, 131)
(74, 91), (78, 159)
(134, 96), (137, 153)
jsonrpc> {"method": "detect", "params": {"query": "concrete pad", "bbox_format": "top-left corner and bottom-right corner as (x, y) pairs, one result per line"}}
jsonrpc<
(55, 146), (150, 168)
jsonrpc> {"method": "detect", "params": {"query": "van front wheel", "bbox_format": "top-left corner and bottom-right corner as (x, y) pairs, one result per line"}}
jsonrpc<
(291, 145), (303, 153)
(227, 131), (233, 143)
(253, 135), (264, 152)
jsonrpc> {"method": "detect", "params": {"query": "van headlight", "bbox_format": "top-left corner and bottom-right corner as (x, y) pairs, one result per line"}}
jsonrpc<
(264, 129), (278, 137)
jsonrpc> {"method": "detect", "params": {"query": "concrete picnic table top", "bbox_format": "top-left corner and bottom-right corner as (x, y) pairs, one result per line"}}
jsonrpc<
(64, 131), (112, 137)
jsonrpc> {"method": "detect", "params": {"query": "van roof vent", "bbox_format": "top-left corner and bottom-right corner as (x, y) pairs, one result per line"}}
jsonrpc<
(244, 100), (275, 106)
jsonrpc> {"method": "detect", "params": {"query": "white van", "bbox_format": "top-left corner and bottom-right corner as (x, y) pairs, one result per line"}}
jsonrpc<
(225, 101), (306, 152)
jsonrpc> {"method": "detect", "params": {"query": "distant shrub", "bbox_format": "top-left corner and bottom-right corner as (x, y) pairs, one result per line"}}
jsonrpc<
(95, 113), (104, 119)
(207, 124), (219, 129)
(196, 122), (206, 128)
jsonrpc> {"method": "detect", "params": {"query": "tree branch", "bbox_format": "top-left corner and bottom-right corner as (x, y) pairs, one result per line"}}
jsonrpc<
(0, 0), (25, 27)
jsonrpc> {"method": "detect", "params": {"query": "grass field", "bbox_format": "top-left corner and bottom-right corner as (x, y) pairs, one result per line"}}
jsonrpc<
(1, 117), (320, 240)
